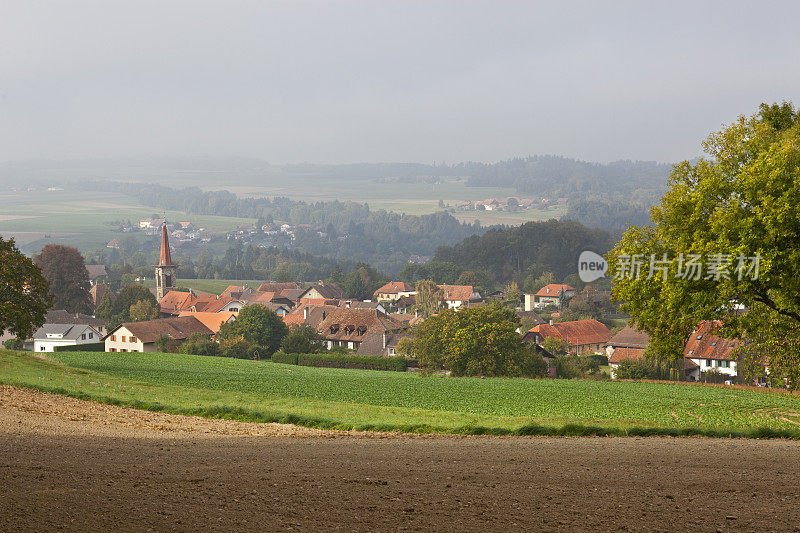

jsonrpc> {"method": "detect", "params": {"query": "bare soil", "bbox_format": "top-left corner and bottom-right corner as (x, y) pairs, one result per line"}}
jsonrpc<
(3, 385), (800, 532)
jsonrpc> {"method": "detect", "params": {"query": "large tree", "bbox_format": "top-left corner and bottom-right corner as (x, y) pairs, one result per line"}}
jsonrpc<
(218, 305), (288, 355)
(0, 237), (52, 340)
(608, 102), (800, 384)
(33, 244), (92, 314)
(403, 302), (546, 377)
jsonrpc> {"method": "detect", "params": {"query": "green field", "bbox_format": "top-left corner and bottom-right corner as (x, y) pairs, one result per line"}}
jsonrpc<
(142, 278), (265, 294)
(0, 190), (255, 254)
(3, 349), (800, 437)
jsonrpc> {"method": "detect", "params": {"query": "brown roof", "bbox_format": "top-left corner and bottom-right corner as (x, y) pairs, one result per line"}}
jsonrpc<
(220, 285), (255, 300)
(437, 285), (475, 302)
(396, 294), (416, 308)
(608, 325), (650, 349)
(177, 311), (237, 333)
(608, 346), (645, 364)
(299, 283), (346, 301)
(201, 296), (244, 314)
(683, 320), (741, 361)
(85, 264), (107, 280)
(158, 224), (173, 266)
(89, 283), (115, 306)
(257, 282), (300, 293)
(158, 290), (197, 315)
(250, 291), (276, 303)
(535, 284), (575, 298)
(525, 319), (612, 346)
(112, 316), (213, 344)
(373, 281), (415, 296)
(45, 309), (106, 329)
(317, 308), (405, 343)
(283, 304), (339, 329)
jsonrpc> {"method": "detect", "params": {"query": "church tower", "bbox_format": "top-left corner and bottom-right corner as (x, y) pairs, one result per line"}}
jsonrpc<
(155, 224), (177, 299)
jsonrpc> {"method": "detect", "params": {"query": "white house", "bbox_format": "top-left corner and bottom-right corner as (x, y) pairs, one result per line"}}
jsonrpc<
(32, 324), (102, 352)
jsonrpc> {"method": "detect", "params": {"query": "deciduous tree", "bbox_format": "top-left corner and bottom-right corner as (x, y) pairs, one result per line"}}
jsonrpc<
(33, 244), (92, 314)
(218, 305), (288, 355)
(0, 237), (51, 340)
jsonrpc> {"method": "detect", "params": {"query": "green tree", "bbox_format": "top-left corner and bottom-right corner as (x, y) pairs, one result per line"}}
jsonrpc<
(218, 305), (288, 355)
(414, 279), (444, 318)
(95, 293), (114, 321)
(33, 244), (92, 314)
(281, 324), (325, 354)
(608, 102), (800, 385)
(129, 299), (160, 321)
(408, 302), (546, 377)
(113, 285), (159, 320)
(504, 281), (522, 305)
(541, 337), (569, 356)
(0, 237), (52, 340)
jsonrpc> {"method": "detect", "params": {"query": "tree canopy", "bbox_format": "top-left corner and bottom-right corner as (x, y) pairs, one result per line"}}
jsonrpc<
(218, 304), (288, 355)
(404, 302), (546, 377)
(33, 244), (92, 314)
(608, 101), (800, 384)
(0, 237), (52, 340)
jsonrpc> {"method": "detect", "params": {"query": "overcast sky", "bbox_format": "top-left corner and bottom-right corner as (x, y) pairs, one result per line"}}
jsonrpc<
(1, 1), (798, 165)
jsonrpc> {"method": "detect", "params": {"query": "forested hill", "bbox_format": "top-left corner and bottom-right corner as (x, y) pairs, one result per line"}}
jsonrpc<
(459, 156), (672, 197)
(82, 181), (483, 273)
(431, 219), (613, 286)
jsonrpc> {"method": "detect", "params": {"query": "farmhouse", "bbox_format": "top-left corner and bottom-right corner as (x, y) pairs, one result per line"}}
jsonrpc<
(683, 321), (741, 380)
(438, 285), (481, 310)
(32, 324), (102, 352)
(606, 325), (650, 378)
(316, 308), (406, 353)
(523, 319), (612, 355)
(373, 281), (416, 302)
(297, 282), (346, 305)
(104, 316), (213, 353)
(524, 284), (575, 310)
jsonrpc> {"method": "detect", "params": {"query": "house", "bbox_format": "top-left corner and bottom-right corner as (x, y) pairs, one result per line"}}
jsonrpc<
(297, 282), (346, 304)
(282, 304), (339, 329)
(106, 239), (120, 249)
(395, 294), (416, 314)
(85, 264), (108, 285)
(523, 319), (612, 355)
(525, 284), (576, 310)
(32, 324), (102, 352)
(605, 325), (650, 379)
(355, 331), (414, 358)
(683, 321), (741, 380)
(44, 309), (108, 336)
(438, 285), (481, 310)
(256, 282), (299, 294)
(373, 281), (416, 302)
(177, 311), (237, 334)
(89, 283), (115, 308)
(178, 221), (195, 231)
(104, 316), (213, 353)
(220, 285), (255, 301)
(340, 300), (387, 314)
(250, 302), (290, 316)
(158, 290), (197, 316)
(316, 308), (406, 353)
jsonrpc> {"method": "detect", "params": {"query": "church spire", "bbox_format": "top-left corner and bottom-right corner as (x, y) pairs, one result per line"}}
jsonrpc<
(158, 224), (172, 266)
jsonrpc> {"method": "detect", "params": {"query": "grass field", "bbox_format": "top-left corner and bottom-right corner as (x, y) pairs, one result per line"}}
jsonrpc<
(3, 349), (800, 437)
(0, 190), (255, 254)
(142, 278), (265, 294)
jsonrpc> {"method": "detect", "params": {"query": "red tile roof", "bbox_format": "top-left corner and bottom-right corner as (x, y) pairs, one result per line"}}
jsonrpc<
(437, 285), (474, 302)
(526, 319), (612, 346)
(683, 320), (740, 361)
(177, 311), (237, 333)
(158, 224), (173, 266)
(373, 281), (415, 296)
(158, 290), (197, 315)
(608, 347), (645, 364)
(535, 284), (575, 298)
(111, 316), (212, 344)
(256, 282), (299, 293)
(317, 308), (405, 342)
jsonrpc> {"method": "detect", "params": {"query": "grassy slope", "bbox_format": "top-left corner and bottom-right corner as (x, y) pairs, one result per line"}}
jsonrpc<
(3, 349), (800, 437)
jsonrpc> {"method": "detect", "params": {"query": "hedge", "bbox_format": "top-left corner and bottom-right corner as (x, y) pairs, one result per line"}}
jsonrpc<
(54, 342), (105, 352)
(271, 351), (409, 371)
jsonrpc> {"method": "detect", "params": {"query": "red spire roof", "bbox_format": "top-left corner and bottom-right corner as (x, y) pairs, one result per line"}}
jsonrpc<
(158, 224), (173, 266)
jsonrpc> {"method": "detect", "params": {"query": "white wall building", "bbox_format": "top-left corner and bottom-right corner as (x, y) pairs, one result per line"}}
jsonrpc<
(32, 324), (102, 352)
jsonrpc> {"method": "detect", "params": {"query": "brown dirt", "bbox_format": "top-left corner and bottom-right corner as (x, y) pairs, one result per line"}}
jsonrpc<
(3, 386), (800, 532)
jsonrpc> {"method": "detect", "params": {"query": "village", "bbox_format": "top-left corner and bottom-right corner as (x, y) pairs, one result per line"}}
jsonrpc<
(20, 223), (746, 385)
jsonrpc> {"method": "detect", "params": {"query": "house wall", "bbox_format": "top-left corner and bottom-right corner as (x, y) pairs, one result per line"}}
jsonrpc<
(692, 357), (737, 377)
(104, 327), (146, 353)
(34, 326), (100, 352)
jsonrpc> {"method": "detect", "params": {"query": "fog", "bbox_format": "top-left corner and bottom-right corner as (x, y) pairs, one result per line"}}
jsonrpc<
(1, 0), (798, 165)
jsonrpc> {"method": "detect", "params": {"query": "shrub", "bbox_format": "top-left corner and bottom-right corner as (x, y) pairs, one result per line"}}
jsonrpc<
(271, 351), (299, 365)
(178, 333), (220, 357)
(280, 324), (324, 354)
(219, 335), (258, 359)
(53, 342), (105, 352)
(2, 338), (24, 351)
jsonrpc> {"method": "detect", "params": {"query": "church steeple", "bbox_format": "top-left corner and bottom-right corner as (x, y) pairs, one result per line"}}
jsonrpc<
(154, 224), (177, 299)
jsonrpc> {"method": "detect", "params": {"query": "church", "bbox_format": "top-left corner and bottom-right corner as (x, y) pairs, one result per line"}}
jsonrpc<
(154, 224), (177, 299)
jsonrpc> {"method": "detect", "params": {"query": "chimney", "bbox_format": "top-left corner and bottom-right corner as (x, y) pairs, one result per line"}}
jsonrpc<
(303, 307), (309, 319)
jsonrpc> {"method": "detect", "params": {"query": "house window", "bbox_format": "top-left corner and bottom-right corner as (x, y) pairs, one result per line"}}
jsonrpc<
(388, 348), (396, 356)
(111, 335), (116, 341)
(230, 307), (239, 312)
(81, 333), (86, 340)
(711, 341), (717, 347)
(706, 359), (711, 367)
(40, 346), (46, 351)
(688, 350), (694, 355)
(121, 336), (126, 342)
(120, 349), (127, 352)
(89, 333), (93, 339)
(696, 335), (703, 340)
(109, 348), (116, 352)
(130, 336), (137, 343)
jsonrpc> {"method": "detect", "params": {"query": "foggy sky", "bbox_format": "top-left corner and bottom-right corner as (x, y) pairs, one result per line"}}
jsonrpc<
(1, 1), (798, 165)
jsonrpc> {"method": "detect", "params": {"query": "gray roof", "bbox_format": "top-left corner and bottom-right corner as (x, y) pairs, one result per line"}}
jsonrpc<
(45, 310), (106, 328)
(33, 324), (99, 341)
